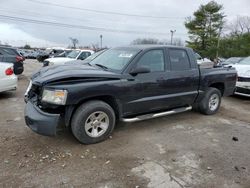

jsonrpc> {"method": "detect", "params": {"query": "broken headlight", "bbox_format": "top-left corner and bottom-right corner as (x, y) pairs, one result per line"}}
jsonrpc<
(42, 89), (68, 105)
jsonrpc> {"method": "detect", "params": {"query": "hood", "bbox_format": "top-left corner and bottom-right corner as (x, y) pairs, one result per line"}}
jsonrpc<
(232, 64), (250, 77)
(46, 57), (74, 64)
(31, 64), (121, 85)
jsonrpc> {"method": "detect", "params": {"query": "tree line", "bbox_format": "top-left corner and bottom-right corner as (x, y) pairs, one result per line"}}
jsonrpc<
(133, 1), (250, 59)
(185, 1), (250, 59)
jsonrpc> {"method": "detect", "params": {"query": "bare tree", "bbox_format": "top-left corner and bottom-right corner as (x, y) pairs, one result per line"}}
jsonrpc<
(131, 38), (159, 45)
(69, 37), (79, 49)
(131, 38), (184, 46)
(242, 16), (250, 33)
(226, 16), (250, 36)
(90, 43), (98, 51)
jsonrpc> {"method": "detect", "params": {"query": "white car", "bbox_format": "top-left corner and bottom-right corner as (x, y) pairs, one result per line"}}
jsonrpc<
(0, 62), (17, 92)
(44, 49), (94, 66)
(195, 53), (214, 68)
(232, 57), (250, 97)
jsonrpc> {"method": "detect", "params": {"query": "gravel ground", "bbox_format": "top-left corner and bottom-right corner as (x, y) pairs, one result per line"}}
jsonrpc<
(0, 59), (250, 188)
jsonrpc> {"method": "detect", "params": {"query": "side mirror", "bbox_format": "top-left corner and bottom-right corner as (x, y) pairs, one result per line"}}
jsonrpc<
(130, 66), (150, 76)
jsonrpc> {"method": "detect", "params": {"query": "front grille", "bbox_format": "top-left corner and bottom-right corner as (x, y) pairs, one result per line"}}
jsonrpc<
(238, 77), (250, 82)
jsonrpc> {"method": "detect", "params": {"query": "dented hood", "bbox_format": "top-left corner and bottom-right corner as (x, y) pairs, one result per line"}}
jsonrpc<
(31, 64), (121, 85)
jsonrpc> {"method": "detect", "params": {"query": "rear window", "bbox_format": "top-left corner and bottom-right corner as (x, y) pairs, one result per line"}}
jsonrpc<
(169, 49), (191, 71)
(0, 47), (18, 55)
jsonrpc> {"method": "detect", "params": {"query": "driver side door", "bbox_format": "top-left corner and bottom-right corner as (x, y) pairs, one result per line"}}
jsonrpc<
(122, 48), (169, 116)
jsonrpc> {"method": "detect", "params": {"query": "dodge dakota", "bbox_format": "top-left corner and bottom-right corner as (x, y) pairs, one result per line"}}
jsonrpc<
(24, 45), (237, 144)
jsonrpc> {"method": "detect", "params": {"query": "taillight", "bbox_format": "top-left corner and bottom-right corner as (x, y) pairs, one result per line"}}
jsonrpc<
(16, 56), (23, 62)
(5, 67), (14, 76)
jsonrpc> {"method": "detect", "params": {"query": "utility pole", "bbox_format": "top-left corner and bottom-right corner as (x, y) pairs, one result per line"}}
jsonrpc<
(100, 34), (103, 49)
(170, 30), (176, 45)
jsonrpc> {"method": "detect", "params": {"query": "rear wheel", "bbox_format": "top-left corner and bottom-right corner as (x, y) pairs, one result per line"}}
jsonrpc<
(199, 87), (221, 115)
(71, 100), (115, 144)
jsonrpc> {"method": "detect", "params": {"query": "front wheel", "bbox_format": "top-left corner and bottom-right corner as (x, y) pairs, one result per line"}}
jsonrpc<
(199, 87), (221, 115)
(71, 100), (115, 144)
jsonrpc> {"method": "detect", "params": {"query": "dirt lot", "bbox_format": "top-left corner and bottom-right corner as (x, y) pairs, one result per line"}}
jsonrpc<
(0, 59), (250, 188)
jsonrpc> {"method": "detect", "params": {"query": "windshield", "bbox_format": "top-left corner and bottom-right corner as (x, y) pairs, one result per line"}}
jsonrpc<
(67, 50), (81, 58)
(85, 50), (106, 61)
(237, 57), (250, 65)
(89, 48), (140, 71)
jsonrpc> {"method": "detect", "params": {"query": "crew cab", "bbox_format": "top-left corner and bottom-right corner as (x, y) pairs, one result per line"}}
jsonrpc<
(24, 45), (237, 144)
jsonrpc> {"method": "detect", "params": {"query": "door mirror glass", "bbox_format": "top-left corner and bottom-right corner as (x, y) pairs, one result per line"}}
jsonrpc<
(130, 66), (150, 76)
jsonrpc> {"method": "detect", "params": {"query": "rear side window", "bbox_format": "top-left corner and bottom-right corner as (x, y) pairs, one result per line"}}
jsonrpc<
(0, 48), (18, 55)
(136, 50), (165, 72)
(169, 49), (191, 71)
(78, 52), (91, 59)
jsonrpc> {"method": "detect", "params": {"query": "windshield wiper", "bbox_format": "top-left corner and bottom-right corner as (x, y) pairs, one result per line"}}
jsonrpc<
(94, 64), (109, 70)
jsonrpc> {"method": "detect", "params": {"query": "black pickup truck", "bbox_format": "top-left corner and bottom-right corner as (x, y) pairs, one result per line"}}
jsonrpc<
(24, 45), (237, 144)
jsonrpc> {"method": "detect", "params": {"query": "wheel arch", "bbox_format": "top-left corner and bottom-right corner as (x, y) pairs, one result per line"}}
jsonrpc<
(209, 82), (225, 96)
(65, 95), (121, 127)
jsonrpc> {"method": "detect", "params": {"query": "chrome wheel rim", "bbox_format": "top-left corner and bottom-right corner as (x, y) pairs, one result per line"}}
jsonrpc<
(85, 111), (109, 138)
(208, 94), (219, 111)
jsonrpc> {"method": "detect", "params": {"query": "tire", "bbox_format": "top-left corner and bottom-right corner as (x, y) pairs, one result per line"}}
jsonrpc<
(71, 100), (116, 144)
(199, 87), (221, 115)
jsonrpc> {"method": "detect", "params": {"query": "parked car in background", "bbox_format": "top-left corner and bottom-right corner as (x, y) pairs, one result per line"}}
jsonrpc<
(233, 56), (250, 97)
(0, 46), (24, 75)
(222, 57), (243, 65)
(44, 49), (94, 66)
(36, 48), (65, 62)
(195, 53), (214, 68)
(53, 49), (73, 58)
(24, 45), (237, 144)
(18, 49), (38, 59)
(0, 62), (17, 92)
(65, 49), (107, 65)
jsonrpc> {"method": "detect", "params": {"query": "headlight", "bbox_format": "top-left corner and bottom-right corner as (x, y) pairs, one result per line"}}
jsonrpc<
(42, 89), (68, 105)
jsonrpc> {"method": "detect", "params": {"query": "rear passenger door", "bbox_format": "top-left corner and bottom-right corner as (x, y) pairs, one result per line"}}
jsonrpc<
(165, 48), (200, 107)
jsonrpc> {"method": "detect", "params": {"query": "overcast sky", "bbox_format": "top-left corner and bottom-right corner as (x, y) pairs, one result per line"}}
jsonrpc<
(0, 0), (249, 48)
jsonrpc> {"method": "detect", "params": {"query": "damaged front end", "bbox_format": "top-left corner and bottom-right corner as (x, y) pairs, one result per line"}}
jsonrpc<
(24, 81), (65, 136)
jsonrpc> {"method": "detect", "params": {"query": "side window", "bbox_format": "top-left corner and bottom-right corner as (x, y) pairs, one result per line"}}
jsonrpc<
(78, 52), (91, 60)
(169, 49), (191, 71)
(136, 50), (165, 72)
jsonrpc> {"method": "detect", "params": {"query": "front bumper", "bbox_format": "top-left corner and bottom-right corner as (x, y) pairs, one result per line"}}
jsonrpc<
(235, 81), (250, 97)
(24, 101), (61, 136)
